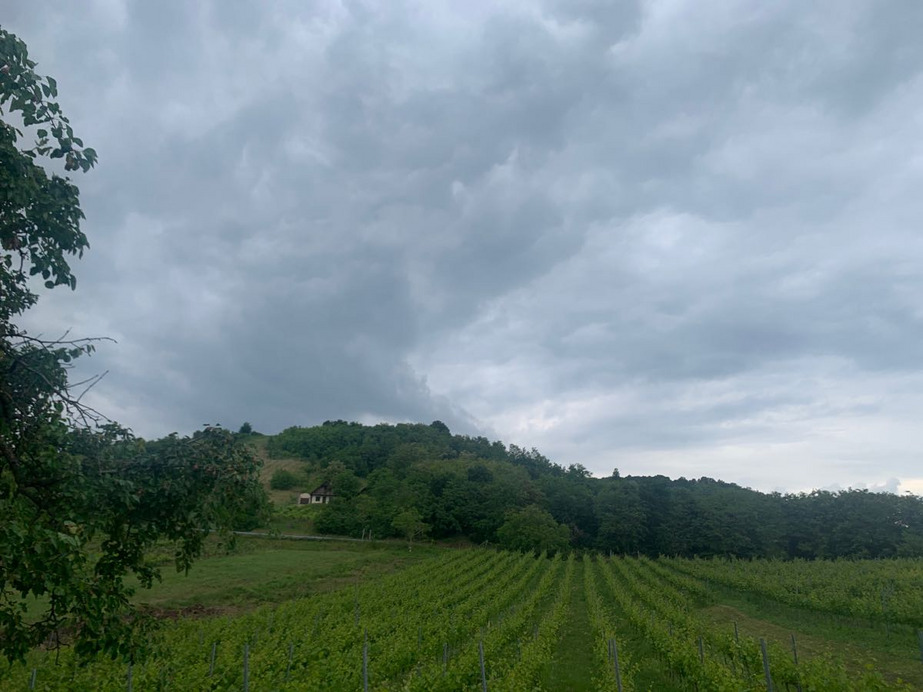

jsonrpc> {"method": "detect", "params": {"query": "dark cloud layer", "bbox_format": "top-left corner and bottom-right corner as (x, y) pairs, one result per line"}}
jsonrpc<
(8, 1), (923, 492)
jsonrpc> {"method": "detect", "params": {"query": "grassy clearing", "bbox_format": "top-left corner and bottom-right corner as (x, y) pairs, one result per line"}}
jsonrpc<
(130, 537), (439, 613)
(245, 436), (313, 506)
(260, 466), (309, 507)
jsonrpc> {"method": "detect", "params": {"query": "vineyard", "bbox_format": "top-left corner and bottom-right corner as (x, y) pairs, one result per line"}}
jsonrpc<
(2, 547), (922, 691)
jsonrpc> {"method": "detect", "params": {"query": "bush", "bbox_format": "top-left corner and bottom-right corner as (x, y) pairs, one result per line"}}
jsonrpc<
(269, 469), (298, 490)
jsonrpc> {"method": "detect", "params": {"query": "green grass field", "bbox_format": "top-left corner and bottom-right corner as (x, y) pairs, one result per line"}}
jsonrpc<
(132, 536), (438, 612)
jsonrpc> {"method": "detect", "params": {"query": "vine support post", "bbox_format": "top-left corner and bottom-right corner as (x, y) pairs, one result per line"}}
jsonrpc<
(760, 638), (773, 692)
(243, 643), (249, 692)
(209, 642), (217, 677)
(610, 638), (624, 692)
(363, 631), (369, 692)
(791, 633), (803, 692)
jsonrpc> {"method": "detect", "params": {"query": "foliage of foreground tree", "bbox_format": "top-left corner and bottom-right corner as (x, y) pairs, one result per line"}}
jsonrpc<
(0, 27), (265, 663)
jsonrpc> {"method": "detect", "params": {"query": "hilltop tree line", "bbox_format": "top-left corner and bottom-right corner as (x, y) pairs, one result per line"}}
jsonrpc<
(268, 420), (923, 559)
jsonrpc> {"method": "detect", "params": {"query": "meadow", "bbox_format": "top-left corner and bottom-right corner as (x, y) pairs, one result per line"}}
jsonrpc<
(2, 539), (922, 691)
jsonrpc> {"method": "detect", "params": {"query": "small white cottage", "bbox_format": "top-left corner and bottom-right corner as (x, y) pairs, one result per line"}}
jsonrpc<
(298, 483), (336, 505)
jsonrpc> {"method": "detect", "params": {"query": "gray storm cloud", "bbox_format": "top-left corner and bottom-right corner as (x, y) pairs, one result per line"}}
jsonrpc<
(8, 0), (923, 492)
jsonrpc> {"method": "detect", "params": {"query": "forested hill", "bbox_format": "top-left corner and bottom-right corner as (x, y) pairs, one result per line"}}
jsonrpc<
(260, 420), (923, 559)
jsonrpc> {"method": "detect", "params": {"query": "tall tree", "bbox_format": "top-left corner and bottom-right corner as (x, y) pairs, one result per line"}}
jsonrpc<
(0, 27), (265, 663)
(595, 478), (645, 554)
(391, 507), (429, 549)
(496, 505), (570, 555)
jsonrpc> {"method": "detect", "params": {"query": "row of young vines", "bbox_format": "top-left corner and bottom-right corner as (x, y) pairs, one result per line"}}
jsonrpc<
(592, 555), (911, 691)
(663, 556), (923, 629)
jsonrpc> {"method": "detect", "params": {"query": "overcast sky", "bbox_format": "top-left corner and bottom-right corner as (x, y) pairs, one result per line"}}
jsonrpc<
(7, 1), (923, 494)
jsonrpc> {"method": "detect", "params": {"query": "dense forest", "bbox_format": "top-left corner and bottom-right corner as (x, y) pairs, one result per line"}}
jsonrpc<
(262, 420), (923, 559)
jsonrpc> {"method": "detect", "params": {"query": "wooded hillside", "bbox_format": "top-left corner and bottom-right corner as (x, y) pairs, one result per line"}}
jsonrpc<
(260, 420), (923, 558)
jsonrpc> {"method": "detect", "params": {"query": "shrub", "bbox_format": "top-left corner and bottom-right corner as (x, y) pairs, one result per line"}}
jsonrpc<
(269, 469), (298, 490)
